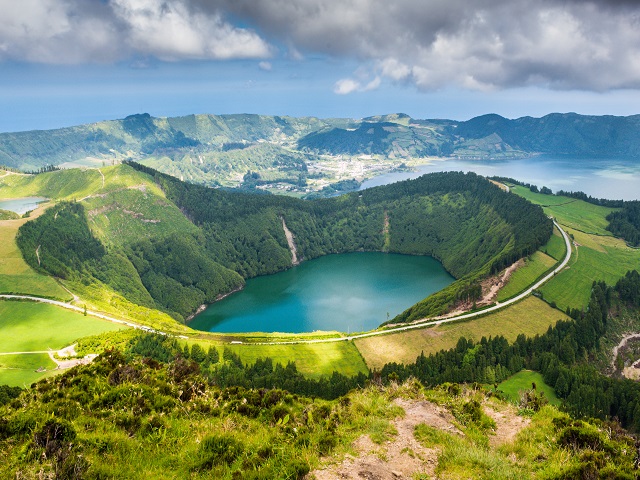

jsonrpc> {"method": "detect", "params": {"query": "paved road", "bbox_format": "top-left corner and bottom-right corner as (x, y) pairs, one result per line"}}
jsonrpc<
(1, 219), (571, 347)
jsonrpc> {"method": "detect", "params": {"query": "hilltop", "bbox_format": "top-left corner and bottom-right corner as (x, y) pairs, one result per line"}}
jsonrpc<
(2, 112), (640, 197)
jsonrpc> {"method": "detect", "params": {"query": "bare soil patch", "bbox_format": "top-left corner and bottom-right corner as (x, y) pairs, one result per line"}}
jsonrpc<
(308, 397), (460, 480)
(484, 404), (530, 447)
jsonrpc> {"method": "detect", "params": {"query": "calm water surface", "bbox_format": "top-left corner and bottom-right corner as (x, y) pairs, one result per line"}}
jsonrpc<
(0, 197), (48, 214)
(190, 252), (454, 333)
(361, 156), (640, 201)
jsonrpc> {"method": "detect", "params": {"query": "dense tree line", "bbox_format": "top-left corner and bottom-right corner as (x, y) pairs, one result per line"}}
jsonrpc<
(127, 334), (367, 400)
(607, 201), (640, 247)
(555, 190), (625, 208)
(381, 271), (640, 431)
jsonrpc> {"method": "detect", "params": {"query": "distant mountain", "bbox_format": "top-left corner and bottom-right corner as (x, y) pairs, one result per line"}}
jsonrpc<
(453, 113), (640, 157)
(2, 112), (639, 174)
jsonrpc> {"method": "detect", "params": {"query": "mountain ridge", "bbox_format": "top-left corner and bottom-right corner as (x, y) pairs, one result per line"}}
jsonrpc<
(3, 112), (640, 174)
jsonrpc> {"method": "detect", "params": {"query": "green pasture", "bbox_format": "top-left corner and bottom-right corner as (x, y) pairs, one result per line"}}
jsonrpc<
(542, 228), (567, 261)
(497, 370), (560, 406)
(512, 186), (617, 235)
(0, 353), (56, 387)
(541, 227), (640, 310)
(222, 341), (369, 379)
(355, 297), (568, 370)
(498, 251), (557, 302)
(512, 187), (640, 310)
(0, 300), (125, 353)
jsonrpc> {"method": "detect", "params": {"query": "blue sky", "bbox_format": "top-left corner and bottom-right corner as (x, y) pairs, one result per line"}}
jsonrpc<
(2, 0), (640, 132)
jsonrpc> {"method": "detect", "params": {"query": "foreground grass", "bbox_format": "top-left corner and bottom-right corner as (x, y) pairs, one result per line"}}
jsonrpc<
(497, 370), (560, 406)
(355, 297), (568, 370)
(2, 355), (635, 479)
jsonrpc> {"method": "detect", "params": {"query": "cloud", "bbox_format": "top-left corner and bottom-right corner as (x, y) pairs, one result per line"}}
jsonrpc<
(258, 61), (272, 71)
(3, 0), (640, 92)
(212, 0), (640, 91)
(334, 75), (380, 95)
(0, 0), (271, 64)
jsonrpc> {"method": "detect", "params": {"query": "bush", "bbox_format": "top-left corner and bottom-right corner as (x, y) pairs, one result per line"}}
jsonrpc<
(193, 433), (245, 470)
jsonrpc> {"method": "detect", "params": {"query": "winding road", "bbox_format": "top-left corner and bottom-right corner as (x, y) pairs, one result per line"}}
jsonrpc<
(1, 219), (571, 347)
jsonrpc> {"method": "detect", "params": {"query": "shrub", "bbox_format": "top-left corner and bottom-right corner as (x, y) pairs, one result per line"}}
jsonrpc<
(193, 433), (245, 470)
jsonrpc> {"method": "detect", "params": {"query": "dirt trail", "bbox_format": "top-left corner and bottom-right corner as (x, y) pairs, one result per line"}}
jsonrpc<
(47, 344), (97, 370)
(484, 404), (530, 447)
(612, 333), (640, 369)
(309, 398), (459, 480)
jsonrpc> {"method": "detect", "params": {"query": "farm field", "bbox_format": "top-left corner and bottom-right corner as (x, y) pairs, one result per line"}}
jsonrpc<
(0, 300), (126, 385)
(0, 353), (56, 387)
(223, 341), (369, 379)
(542, 227), (567, 261)
(498, 251), (557, 302)
(0, 301), (124, 353)
(511, 186), (616, 235)
(540, 228), (640, 310)
(512, 187), (640, 310)
(497, 370), (561, 406)
(354, 296), (568, 370)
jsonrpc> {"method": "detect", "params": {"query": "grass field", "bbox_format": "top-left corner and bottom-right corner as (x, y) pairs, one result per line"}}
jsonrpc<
(0, 300), (127, 386)
(540, 229), (640, 310)
(497, 251), (557, 302)
(512, 187), (640, 310)
(354, 297), (568, 370)
(497, 370), (560, 406)
(511, 186), (616, 235)
(0, 301), (125, 352)
(542, 227), (567, 261)
(0, 353), (57, 387)
(0, 205), (71, 300)
(221, 341), (369, 379)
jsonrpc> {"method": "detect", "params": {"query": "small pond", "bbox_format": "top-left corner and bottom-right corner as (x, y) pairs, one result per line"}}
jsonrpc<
(0, 197), (48, 215)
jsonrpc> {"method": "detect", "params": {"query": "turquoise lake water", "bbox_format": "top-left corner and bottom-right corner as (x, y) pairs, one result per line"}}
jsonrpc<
(189, 252), (454, 333)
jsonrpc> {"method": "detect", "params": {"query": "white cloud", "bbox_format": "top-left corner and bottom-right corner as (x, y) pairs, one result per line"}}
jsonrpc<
(3, 0), (640, 92)
(0, 0), (271, 64)
(258, 61), (272, 71)
(334, 78), (361, 95)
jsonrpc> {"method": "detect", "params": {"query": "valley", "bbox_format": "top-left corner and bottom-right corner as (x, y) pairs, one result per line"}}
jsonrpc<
(1, 114), (640, 479)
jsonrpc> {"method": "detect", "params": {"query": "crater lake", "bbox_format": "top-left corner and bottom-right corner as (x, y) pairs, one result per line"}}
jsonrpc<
(189, 252), (454, 333)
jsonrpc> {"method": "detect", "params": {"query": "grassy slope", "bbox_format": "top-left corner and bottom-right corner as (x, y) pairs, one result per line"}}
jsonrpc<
(355, 297), (567, 370)
(497, 250), (557, 302)
(0, 166), (194, 331)
(0, 204), (71, 299)
(511, 186), (640, 310)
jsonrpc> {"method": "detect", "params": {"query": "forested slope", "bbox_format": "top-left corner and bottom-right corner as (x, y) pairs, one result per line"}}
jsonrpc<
(12, 163), (550, 326)
(129, 163), (552, 324)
